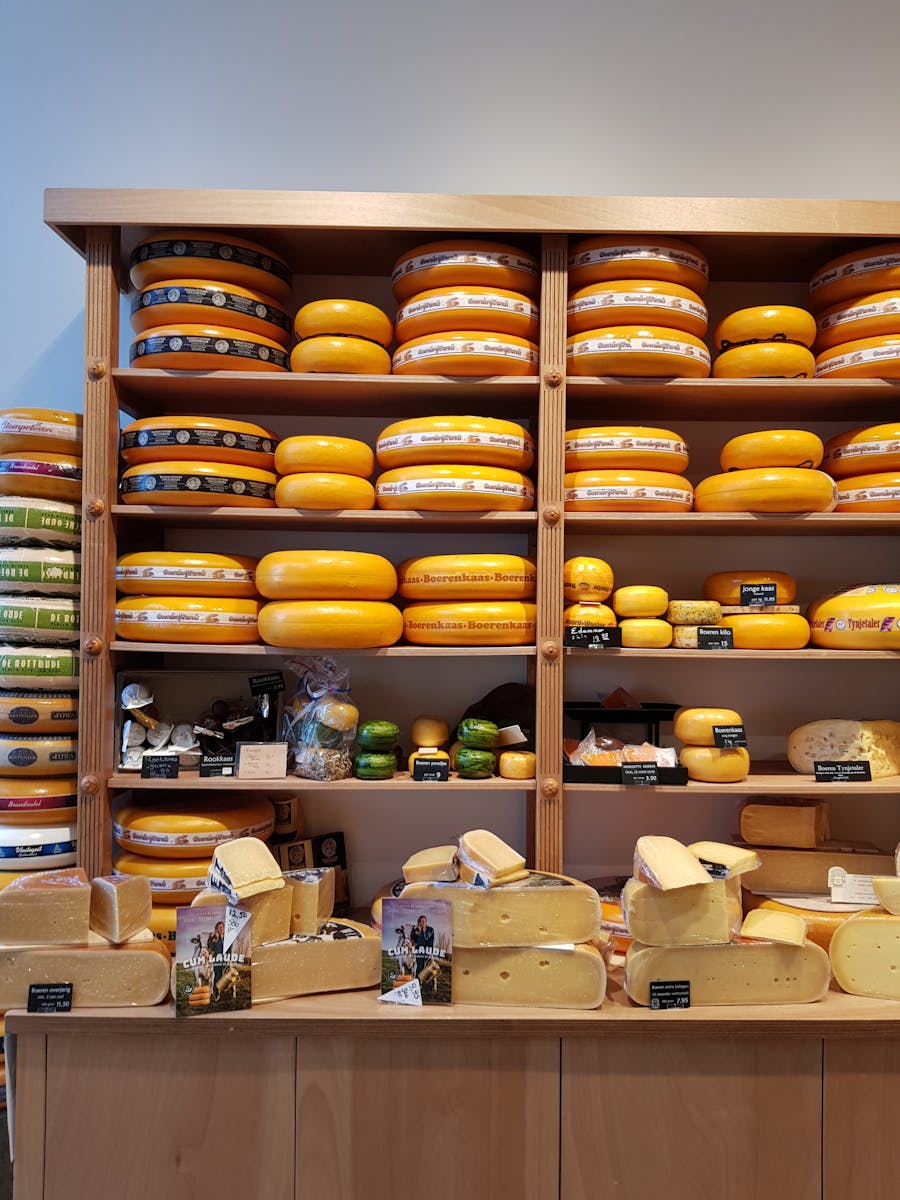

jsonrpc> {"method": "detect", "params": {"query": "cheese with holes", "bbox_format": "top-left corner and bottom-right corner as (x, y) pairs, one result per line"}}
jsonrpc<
(0, 496), (81, 548)
(788, 719), (900, 779)
(256, 550), (397, 601)
(131, 278), (291, 344)
(680, 745), (750, 783)
(623, 877), (741, 946)
(114, 853), (210, 903)
(611, 585), (669, 618)
(740, 908), (807, 945)
(291, 335), (391, 375)
(376, 416), (534, 472)
(0, 549), (80, 596)
(395, 286), (539, 342)
(454, 943), (606, 1009)
(829, 910), (900, 999)
(834, 471), (900, 511)
(402, 846), (459, 884)
(113, 797), (275, 858)
(568, 237), (708, 293)
(703, 570), (796, 606)
(694, 468), (838, 513)
(376, 464), (534, 511)
(259, 599), (403, 648)
(567, 280), (707, 338)
(666, 600), (722, 625)
(116, 551), (259, 598)
(398, 554), (536, 601)
(0, 452), (82, 504)
(720, 429), (824, 471)
(251, 919), (380, 1001)
(0, 596), (78, 644)
(457, 830), (524, 884)
(391, 240), (540, 302)
(0, 867), (90, 945)
(564, 469), (693, 512)
(633, 837), (712, 890)
(0, 776), (77, 820)
(567, 327), (710, 378)
(564, 427), (688, 473)
(0, 690), (78, 734)
(872, 877), (900, 915)
(747, 846), (896, 893)
(120, 416), (277, 470)
(115, 596), (261, 644)
(739, 800), (829, 848)
(283, 868), (335, 936)
(0, 647), (78, 691)
(688, 842), (761, 878)
(90, 875), (152, 944)
(456, 862), (529, 887)
(129, 231), (292, 302)
(0, 732), (77, 776)
(207, 837), (284, 903)
(0, 945), (170, 1007)
(403, 601), (536, 645)
(822, 422), (900, 477)
(0, 821), (76, 868)
(274, 435), (373, 479)
(120, 460), (277, 508)
(674, 707), (743, 746)
(720, 613), (811, 649)
(807, 584), (900, 649)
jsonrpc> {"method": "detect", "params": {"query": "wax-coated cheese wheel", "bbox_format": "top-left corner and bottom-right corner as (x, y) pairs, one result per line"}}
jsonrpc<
(120, 416), (277, 470)
(376, 415), (534, 471)
(0, 777), (77, 819)
(395, 286), (539, 342)
(741, 893), (850, 952)
(713, 306), (817, 350)
(564, 426), (688, 473)
(258, 600), (403, 648)
(0, 409), (82, 456)
(829, 910), (900, 1000)
(293, 299), (393, 346)
(0, 549), (80, 597)
(498, 751), (536, 780)
(403, 601), (536, 646)
(809, 242), (900, 311)
(0, 691), (78, 734)
(679, 745), (750, 783)
(567, 326), (710, 378)
(0, 496), (81, 548)
(564, 470), (693, 512)
(113, 796), (275, 858)
(815, 290), (900, 351)
(0, 822), (76, 869)
(713, 342), (815, 379)
(0, 452), (82, 504)
(568, 237), (708, 294)
(620, 618), (673, 648)
(567, 279), (707, 338)
(129, 231), (292, 303)
(807, 584), (900, 649)
(703, 571), (796, 606)
(0, 595), (79, 644)
(275, 473), (375, 510)
(611, 585), (668, 618)
(694, 468), (837, 513)
(0, 647), (78, 691)
(666, 600), (722, 625)
(290, 335), (391, 374)
(149, 903), (177, 949)
(815, 334), (900, 378)
(130, 278), (291, 344)
(834, 471), (900, 512)
(674, 707), (743, 746)
(720, 613), (811, 649)
(0, 733), (77, 776)
(563, 603), (616, 627)
(822, 422), (900, 478)
(116, 551), (259, 598)
(376, 464), (534, 511)
(120, 461), (277, 507)
(115, 596), (261, 644)
(255, 551), (397, 601)
(398, 554), (536, 600)
(392, 331), (538, 377)
(113, 853), (211, 904)
(274, 436), (373, 479)
(563, 557), (614, 603)
(391, 241), (540, 302)
(720, 430), (824, 472)
(130, 325), (289, 372)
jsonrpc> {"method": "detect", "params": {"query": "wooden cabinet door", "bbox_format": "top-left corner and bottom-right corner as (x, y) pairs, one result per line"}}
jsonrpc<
(824, 1039), (900, 1199)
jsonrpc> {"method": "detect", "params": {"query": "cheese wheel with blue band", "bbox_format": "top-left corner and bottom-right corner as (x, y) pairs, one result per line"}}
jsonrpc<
(293, 299), (393, 346)
(130, 279), (291, 345)
(823, 423), (900, 477)
(0, 733), (78, 776)
(713, 306), (817, 350)
(815, 333), (900, 378)
(809, 242), (900, 311)
(392, 331), (538, 377)
(121, 416), (277, 470)
(567, 280), (707, 338)
(120, 461), (277, 508)
(0, 822), (76, 869)
(290, 336), (391, 375)
(713, 342), (815, 379)
(0, 691), (78, 734)
(568, 237), (708, 294)
(392, 241), (540, 302)
(129, 231), (292, 303)
(130, 325), (289, 372)
(815, 290), (900, 352)
(395, 287), (539, 342)
(567, 327), (710, 378)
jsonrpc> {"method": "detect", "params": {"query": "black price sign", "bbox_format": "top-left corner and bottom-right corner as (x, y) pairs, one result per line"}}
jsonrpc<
(412, 758), (450, 782)
(649, 980), (690, 1010)
(739, 583), (777, 606)
(814, 760), (872, 783)
(564, 625), (623, 649)
(199, 753), (236, 778)
(713, 724), (747, 749)
(622, 762), (660, 786)
(249, 672), (285, 696)
(140, 755), (179, 779)
(697, 626), (734, 650)
(28, 983), (73, 1013)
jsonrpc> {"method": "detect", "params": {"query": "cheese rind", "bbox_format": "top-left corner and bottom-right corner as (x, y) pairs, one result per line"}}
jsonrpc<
(787, 719), (900, 780)
(674, 707), (743, 746)
(622, 877), (741, 946)
(283, 867), (335, 935)
(89, 875), (152, 944)
(739, 800), (828, 849)
(0, 866), (90, 945)
(633, 836), (712, 890)
(740, 909), (807, 945)
(454, 944), (606, 1009)
(687, 841), (761, 878)
(829, 910), (900, 999)
(456, 830), (525, 884)
(251, 919), (379, 1001)
(402, 845), (459, 884)
(0, 946), (170, 1007)
(746, 845), (896, 893)
(207, 837), (284, 904)
(872, 877), (900, 916)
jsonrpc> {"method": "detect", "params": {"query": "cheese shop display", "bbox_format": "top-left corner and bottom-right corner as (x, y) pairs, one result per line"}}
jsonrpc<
(807, 584), (900, 649)
(391, 239), (540, 303)
(376, 415), (534, 472)
(393, 330), (538, 376)
(256, 550), (397, 601)
(567, 280), (708, 339)
(568, 236), (709, 293)
(712, 305), (816, 378)
(675, 707), (750, 782)
(566, 326), (710, 378)
(113, 797), (276, 858)
(129, 231), (293, 303)
(394, 286), (539, 343)
(822, 422), (900, 478)
(816, 292), (900, 351)
(130, 324), (290, 372)
(694, 467), (837, 513)
(291, 298), (392, 375)
(115, 596), (262, 644)
(397, 554), (536, 601)
(121, 460), (277, 507)
(564, 469), (693, 512)
(376, 464), (534, 511)
(115, 551), (259, 598)
(120, 416), (277, 471)
(131, 279), (292, 344)
(787, 719), (900, 779)
(829, 909), (900, 1000)
(564, 426), (688, 473)
(274, 435), (374, 479)
(720, 429), (824, 471)
(403, 600), (536, 646)
(834, 471), (900, 511)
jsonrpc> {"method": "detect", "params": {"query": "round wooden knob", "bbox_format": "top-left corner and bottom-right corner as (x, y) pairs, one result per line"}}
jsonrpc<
(86, 498), (105, 519)
(541, 639), (560, 661)
(82, 636), (103, 657)
(543, 368), (563, 387)
(87, 358), (107, 380)
(80, 774), (100, 795)
(540, 776), (560, 799)
(542, 505), (561, 526)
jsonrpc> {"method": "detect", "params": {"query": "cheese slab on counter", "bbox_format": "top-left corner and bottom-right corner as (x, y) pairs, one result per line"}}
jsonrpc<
(454, 943), (606, 1009)
(829, 910), (900, 1000)
(739, 800), (829, 849)
(283, 867), (335, 936)
(633, 836), (711, 890)
(207, 837), (284, 904)
(0, 866), (90, 945)
(90, 875), (152, 944)
(622, 877), (741, 946)
(456, 830), (525, 885)
(872, 877), (900, 915)
(251, 919), (379, 1001)
(687, 842), (761, 878)
(740, 908), (807, 945)
(402, 845), (459, 884)
(0, 946), (170, 1007)
(746, 845), (896, 893)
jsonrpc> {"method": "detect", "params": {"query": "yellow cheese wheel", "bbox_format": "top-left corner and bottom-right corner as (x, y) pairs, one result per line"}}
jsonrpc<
(679, 745), (750, 783)
(129, 231), (292, 303)
(834, 471), (900, 512)
(563, 603), (616, 627)
(290, 335), (391, 374)
(0, 776), (77, 818)
(713, 305), (817, 350)
(0, 495), (81, 548)
(0, 690), (78, 734)
(275, 472), (375, 510)
(807, 584), (900, 649)
(255, 550), (397, 601)
(568, 237), (708, 294)
(395, 286), (539, 342)
(376, 415), (534, 471)
(0, 804), (76, 827)
(274, 436), (373, 479)
(116, 551), (259, 598)
(567, 279), (707, 338)
(611, 586), (669, 618)
(564, 470), (693, 512)
(120, 416), (277, 470)
(809, 242), (900, 311)
(130, 278), (291, 344)
(392, 331), (538, 377)
(498, 750), (536, 780)
(397, 554), (536, 600)
(666, 600), (722, 626)
(114, 853), (211, 904)
(815, 333), (900, 378)
(130, 325), (289, 372)
(113, 796), (275, 859)
(115, 596), (261, 644)
(703, 571), (797, 605)
(0, 732), (77, 776)
(567, 326), (710, 378)
(563, 557), (614, 603)
(694, 468), (837, 513)
(294, 299), (393, 346)
(620, 618), (673, 648)
(120, 461), (277, 507)
(0, 409), (82, 456)
(149, 903), (177, 950)
(0, 452), (82, 504)
(713, 342), (815, 378)
(403, 601), (536, 645)
(822, 422), (900, 478)
(258, 600), (403, 648)
(815, 290), (900, 351)
(376, 464), (534, 511)
(720, 429), (824, 471)
(564, 426), (688, 473)
(391, 240), (540, 302)
(741, 893), (849, 951)
(674, 707), (743, 745)
(720, 613), (811, 649)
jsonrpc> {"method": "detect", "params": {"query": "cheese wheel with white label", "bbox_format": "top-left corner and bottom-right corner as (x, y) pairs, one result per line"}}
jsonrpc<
(815, 290), (900, 351)
(822, 423), (900, 478)
(130, 325), (289, 372)
(293, 299), (393, 346)
(120, 461), (277, 508)
(567, 280), (707, 338)
(679, 745), (750, 783)
(0, 733), (77, 776)
(713, 306), (817, 350)
(809, 242), (900, 311)
(116, 552), (259, 598)
(620, 618), (673, 648)
(114, 854), (211, 904)
(714, 342), (815, 379)
(0, 647), (78, 691)
(403, 601), (536, 646)
(392, 331), (538, 377)
(0, 691), (78, 734)
(0, 452), (82, 504)
(674, 708), (743, 746)
(0, 549), (80, 597)
(395, 286), (539, 342)
(0, 777), (77, 819)
(694, 468), (837, 513)
(567, 326), (711, 378)
(130, 278), (292, 344)
(703, 571), (796, 605)
(611, 586), (669, 618)
(113, 797), (275, 859)
(120, 416), (277, 470)
(391, 241), (540, 302)
(290, 335), (391, 375)
(398, 554), (536, 600)
(129, 231), (292, 302)
(0, 496), (82, 548)
(256, 551), (397, 601)
(0, 822), (77, 869)
(274, 436), (373, 479)
(258, 600), (403, 648)
(815, 334), (900, 378)
(275, 473), (375, 510)
(807, 584), (900, 649)
(834, 471), (900, 512)
(115, 597), (261, 644)
(376, 416), (534, 471)
(564, 470), (693, 512)
(0, 409), (82, 456)
(720, 430), (824, 471)
(376, 464), (534, 511)
(0, 596), (79, 644)
(568, 237), (708, 293)
(720, 613), (811, 649)
(564, 426), (688, 473)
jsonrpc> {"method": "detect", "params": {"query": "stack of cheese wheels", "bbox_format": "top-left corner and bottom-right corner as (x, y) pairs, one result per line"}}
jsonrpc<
(807, 584), (900, 649)
(822, 422), (900, 512)
(390, 240), (540, 376)
(609, 584), (672, 647)
(562, 555), (617, 632)
(375, 415), (535, 511)
(704, 569), (810, 649)
(128, 230), (292, 372)
(810, 242), (900, 377)
(665, 598), (724, 648)
(566, 237), (710, 378)
(0, 408), (82, 882)
(399, 553), (537, 645)
(255, 550), (403, 649)
(564, 424), (692, 512)
(695, 428), (837, 513)
(712, 306), (816, 378)
(291, 299), (393, 375)
(273, 434), (375, 510)
(674, 707), (750, 783)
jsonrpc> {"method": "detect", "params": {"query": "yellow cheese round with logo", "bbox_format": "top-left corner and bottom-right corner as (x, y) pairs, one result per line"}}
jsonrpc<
(403, 601), (536, 645)
(0, 409), (82, 456)
(114, 853), (211, 904)
(0, 690), (78, 734)
(395, 286), (539, 342)
(807, 584), (900, 649)
(130, 325), (289, 372)
(120, 461), (277, 507)
(275, 472), (375, 510)
(567, 326), (711, 378)
(822, 423), (900, 478)
(259, 600), (403, 648)
(809, 242), (900, 311)
(713, 305), (817, 350)
(129, 231), (292, 302)
(563, 603), (616, 628)
(720, 613), (811, 649)
(815, 333), (900, 378)
(376, 464), (534, 511)
(720, 429), (824, 471)
(398, 555), (536, 600)
(611, 586), (669, 618)
(256, 551), (397, 601)
(567, 279), (707, 338)
(694, 468), (837, 513)
(120, 416), (277, 470)
(834, 471), (900, 512)
(0, 732), (77, 776)
(815, 290), (900, 351)
(564, 426), (688, 473)
(274, 436), (373, 479)
(674, 708), (743, 746)
(293, 299), (393, 346)
(0, 776), (78, 819)
(679, 745), (750, 782)
(713, 342), (815, 378)
(564, 470), (693, 512)
(290, 335), (391, 375)
(392, 240), (540, 302)
(392, 331), (538, 377)
(115, 596), (261, 644)
(376, 415), (534, 471)
(568, 237), (708, 293)
(113, 796), (275, 858)
(130, 278), (291, 345)
(620, 618), (673, 648)
(563, 557), (614, 603)
(703, 571), (796, 605)
(116, 551), (259, 598)
(0, 452), (82, 504)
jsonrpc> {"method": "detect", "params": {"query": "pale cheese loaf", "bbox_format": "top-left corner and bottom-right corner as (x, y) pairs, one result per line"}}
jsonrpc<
(787, 719), (900, 779)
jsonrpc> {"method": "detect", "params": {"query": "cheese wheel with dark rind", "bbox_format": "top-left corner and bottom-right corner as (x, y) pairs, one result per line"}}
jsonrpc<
(130, 278), (291, 344)
(719, 613), (811, 649)
(0, 691), (78, 734)
(564, 470), (693, 512)
(567, 326), (710, 378)
(567, 279), (707, 338)
(274, 436), (374, 479)
(129, 231), (292, 302)
(293, 299), (393, 346)
(395, 286), (539, 342)
(120, 461), (276, 508)
(568, 237), (708, 294)
(397, 555), (536, 601)
(694, 469), (837, 513)
(115, 597), (261, 644)
(815, 333), (900, 378)
(822, 423), (900, 478)
(713, 306), (817, 350)
(258, 601), (403, 649)
(703, 571), (797, 605)
(713, 342), (815, 379)
(392, 331), (538, 377)
(807, 584), (900, 649)
(402, 601), (536, 646)
(115, 552), (259, 598)
(834, 471), (900, 512)
(815, 290), (900, 351)
(275, 473), (375, 511)
(376, 465), (534, 512)
(0, 453), (82, 504)
(376, 415), (534, 471)
(720, 430), (824, 471)
(255, 551), (397, 601)
(564, 426), (688, 473)
(391, 241), (540, 302)
(120, 416), (277, 470)
(809, 242), (900, 311)
(130, 326), (289, 372)
(0, 409), (82, 456)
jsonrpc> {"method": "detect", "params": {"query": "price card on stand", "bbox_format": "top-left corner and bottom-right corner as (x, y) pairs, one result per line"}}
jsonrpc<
(564, 625), (622, 649)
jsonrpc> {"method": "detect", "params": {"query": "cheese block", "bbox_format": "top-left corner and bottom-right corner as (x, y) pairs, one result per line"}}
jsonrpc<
(403, 601), (536, 645)
(567, 279), (707, 338)
(149, 903), (177, 950)
(395, 286), (539, 342)
(633, 837), (711, 890)
(0, 821), (76, 868)
(391, 240), (540, 302)
(807, 584), (900, 649)
(291, 335), (391, 375)
(376, 415), (534, 472)
(788, 719), (900, 779)
(130, 278), (291, 344)
(113, 797), (275, 858)
(113, 853), (210, 903)
(207, 837), (284, 903)
(720, 429), (824, 471)
(713, 305), (817, 350)
(680, 745), (750, 783)
(0, 945), (170, 1008)
(625, 939), (830, 1006)
(829, 910), (900, 999)
(673, 707), (743, 746)
(564, 469), (693, 512)
(400, 871), (601, 947)
(283, 867), (335, 935)
(397, 554), (536, 601)
(0, 595), (79, 643)
(0, 867), (90, 945)
(0, 683), (78, 734)
(90, 875), (152, 944)
(809, 242), (900, 311)
(376, 463), (533, 511)
(120, 460), (277, 508)
(457, 830), (525, 884)
(0, 777), (77, 820)
(251, 919), (380, 1001)
(392, 331), (538, 377)
(623, 876), (741, 946)
(564, 426), (688, 473)
(115, 551), (258, 599)
(0, 452), (82, 504)
(611, 585), (669, 618)
(115, 596), (261, 644)
(563, 602), (616, 628)
(120, 416), (277, 470)
(719, 613), (811, 649)
(666, 599), (722, 625)
(0, 732), (77, 776)
(703, 570), (796, 606)
(568, 237), (708, 293)
(0, 647), (79, 691)
(129, 231), (292, 302)
(0, 495), (81, 548)
(293, 299), (393, 346)
(739, 800), (829, 849)
(741, 893), (850, 950)
(816, 290), (900, 351)
(747, 845), (897, 893)
(454, 943), (606, 1009)
(258, 599), (403, 648)
(815, 333), (900, 379)
(402, 846), (459, 884)
(255, 550), (397, 601)
(694, 468), (838, 513)
(275, 472), (375, 510)
(0, 548), (80, 597)
(687, 842), (760, 878)
(498, 750), (536, 780)
(0, 409), (82, 458)
(822, 422), (900, 478)
(834, 471), (900, 512)
(130, 325), (289, 372)
(563, 557), (614, 602)
(620, 618), (672, 648)
(740, 908), (808, 946)
(566, 326), (711, 378)
(274, 435), (374, 479)
(872, 877), (900, 915)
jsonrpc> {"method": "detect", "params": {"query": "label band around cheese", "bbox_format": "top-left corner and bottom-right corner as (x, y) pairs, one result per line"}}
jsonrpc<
(567, 337), (710, 364)
(376, 478), (534, 500)
(377, 431), (529, 455)
(0, 502), (81, 539)
(392, 250), (538, 285)
(116, 565), (254, 584)
(120, 473), (276, 501)
(567, 292), (707, 320)
(392, 340), (538, 368)
(121, 429), (275, 455)
(132, 285), (290, 331)
(0, 459), (82, 482)
(397, 293), (537, 321)
(565, 435), (687, 457)
(131, 333), (289, 369)
(114, 607), (258, 627)
(816, 344), (900, 375)
(565, 484), (690, 503)
(811, 251), (900, 295)
(0, 417), (80, 443)
(131, 238), (291, 285)
(113, 816), (273, 849)
(569, 244), (708, 278)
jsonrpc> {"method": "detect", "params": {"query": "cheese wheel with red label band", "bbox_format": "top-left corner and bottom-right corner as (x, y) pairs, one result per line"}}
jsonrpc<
(0, 691), (78, 734)
(0, 409), (82, 456)
(694, 468), (837, 513)
(258, 600), (403, 649)
(115, 552), (259, 598)
(130, 326), (289, 372)
(834, 471), (900, 512)
(275, 473), (375, 510)
(290, 335), (391, 375)
(720, 430), (824, 471)
(376, 464), (534, 511)
(115, 597), (261, 644)
(392, 331), (538, 377)
(568, 237), (708, 293)
(403, 601), (536, 646)
(0, 453), (82, 504)
(809, 242), (900, 311)
(564, 426), (688, 473)
(0, 777), (77, 818)
(564, 470), (693, 512)
(274, 436), (373, 479)
(395, 286), (539, 342)
(293, 299), (393, 346)
(129, 231), (292, 302)
(822, 423), (900, 478)
(713, 342), (815, 378)
(376, 416), (534, 471)
(719, 613), (811, 649)
(120, 461), (276, 508)
(130, 279), (291, 344)
(703, 571), (796, 605)
(255, 551), (397, 601)
(398, 554), (536, 600)
(807, 584), (900, 649)
(567, 280), (707, 338)
(114, 854), (211, 904)
(120, 416), (277, 470)
(713, 306), (817, 350)
(392, 241), (540, 302)
(113, 796), (275, 859)
(815, 290), (900, 351)
(567, 327), (710, 378)
(815, 333), (900, 378)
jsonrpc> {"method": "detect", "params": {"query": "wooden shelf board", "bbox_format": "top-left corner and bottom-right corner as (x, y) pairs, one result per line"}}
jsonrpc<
(108, 771), (535, 793)
(565, 647), (900, 661)
(111, 504), (537, 532)
(564, 760), (900, 795)
(564, 512), (898, 536)
(109, 640), (536, 658)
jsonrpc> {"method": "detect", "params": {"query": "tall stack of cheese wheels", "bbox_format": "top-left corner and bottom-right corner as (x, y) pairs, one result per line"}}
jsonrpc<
(375, 415), (535, 511)
(399, 554), (537, 646)
(674, 707), (750, 783)
(822, 421), (900, 512)
(0, 408), (82, 884)
(390, 240), (540, 376)
(566, 238), (711, 378)
(564, 424), (693, 512)
(128, 231), (292, 372)
(810, 242), (900, 377)
(291, 299), (393, 375)
(695, 427), (837, 513)
(704, 570), (810, 649)
(711, 306), (816, 378)
(274, 434), (375, 510)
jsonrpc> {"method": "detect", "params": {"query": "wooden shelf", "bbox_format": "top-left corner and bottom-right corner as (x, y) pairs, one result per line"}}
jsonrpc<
(111, 504), (537, 532)
(564, 760), (900, 795)
(564, 512), (898, 536)
(565, 647), (900, 661)
(108, 771), (536, 793)
(109, 641), (536, 658)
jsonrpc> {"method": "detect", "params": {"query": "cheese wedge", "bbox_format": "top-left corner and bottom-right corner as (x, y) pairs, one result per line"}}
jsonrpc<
(740, 909), (807, 946)
(207, 837), (284, 904)
(251, 919), (379, 1001)
(872, 877), (900, 916)
(283, 867), (335, 935)
(191, 882), (292, 949)
(0, 866), (90, 945)
(633, 836), (711, 890)
(456, 862), (530, 888)
(402, 845), (459, 884)
(622, 877), (741, 946)
(747, 845), (896, 893)
(89, 875), (152, 944)
(454, 943), (606, 1009)
(687, 842), (761, 879)
(456, 829), (525, 884)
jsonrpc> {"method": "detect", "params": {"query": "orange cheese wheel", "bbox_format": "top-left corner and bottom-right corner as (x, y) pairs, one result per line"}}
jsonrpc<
(290, 335), (391, 375)
(619, 618), (673, 648)
(713, 306), (817, 350)
(391, 241), (540, 302)
(822, 423), (900, 478)
(0, 776), (78, 818)
(293, 299), (393, 346)
(713, 342), (815, 378)
(809, 242), (900, 311)
(564, 426), (688, 473)
(376, 464), (534, 511)
(115, 596), (261, 644)
(611, 585), (669, 618)
(815, 290), (900, 351)
(679, 745), (750, 783)
(120, 461), (276, 507)
(130, 325), (289, 372)
(720, 430), (824, 471)
(0, 452), (82, 504)
(834, 471), (900, 512)
(694, 468), (837, 513)
(275, 473), (375, 510)
(568, 237), (708, 293)
(815, 333), (900, 378)
(567, 279), (707, 338)
(564, 470), (693, 512)
(274, 436), (373, 479)
(129, 231), (292, 302)
(149, 904), (177, 949)
(116, 551), (259, 598)
(395, 286), (539, 342)
(402, 601), (536, 645)
(703, 571), (797, 605)
(397, 554), (536, 600)
(741, 893), (850, 951)
(113, 796), (275, 859)
(0, 691), (78, 734)
(0, 732), (77, 777)
(392, 331), (538, 377)
(255, 550), (397, 601)
(114, 853), (211, 904)
(720, 613), (811, 649)
(674, 708), (743, 745)
(376, 415), (534, 471)
(0, 409), (82, 456)
(563, 602), (616, 628)
(567, 326), (710, 378)
(130, 278), (291, 344)
(563, 557), (615, 602)
(807, 584), (900, 649)
(258, 600), (403, 648)
(120, 416), (277, 470)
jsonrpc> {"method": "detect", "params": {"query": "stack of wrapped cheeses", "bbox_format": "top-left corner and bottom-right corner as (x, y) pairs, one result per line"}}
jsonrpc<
(274, 434), (376, 511)
(563, 423), (693, 513)
(810, 242), (900, 378)
(822, 421), (900, 514)
(290, 299), (392, 375)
